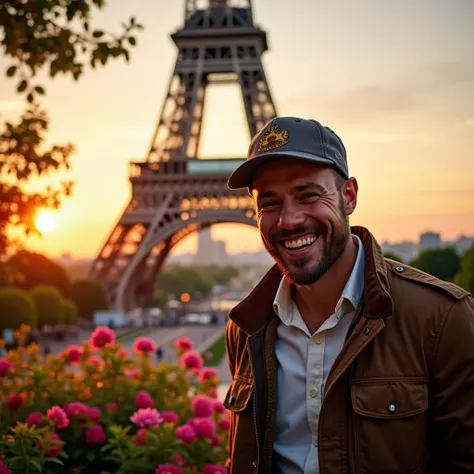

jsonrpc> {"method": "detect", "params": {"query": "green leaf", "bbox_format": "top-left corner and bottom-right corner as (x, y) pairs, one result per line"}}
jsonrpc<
(29, 459), (42, 472)
(34, 86), (45, 95)
(93, 30), (104, 38)
(6, 65), (17, 77)
(128, 37), (136, 46)
(17, 79), (28, 92)
(44, 457), (64, 466)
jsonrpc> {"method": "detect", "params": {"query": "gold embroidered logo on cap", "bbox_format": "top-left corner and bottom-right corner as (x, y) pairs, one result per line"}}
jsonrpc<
(257, 125), (289, 153)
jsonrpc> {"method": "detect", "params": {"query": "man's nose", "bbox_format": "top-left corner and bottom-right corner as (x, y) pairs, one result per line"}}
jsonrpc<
(278, 203), (305, 229)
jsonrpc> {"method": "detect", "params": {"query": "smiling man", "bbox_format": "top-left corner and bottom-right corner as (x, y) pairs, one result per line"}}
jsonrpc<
(223, 117), (474, 474)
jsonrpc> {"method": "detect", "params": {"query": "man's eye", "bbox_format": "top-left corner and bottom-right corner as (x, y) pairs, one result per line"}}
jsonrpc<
(300, 194), (318, 201)
(260, 201), (278, 209)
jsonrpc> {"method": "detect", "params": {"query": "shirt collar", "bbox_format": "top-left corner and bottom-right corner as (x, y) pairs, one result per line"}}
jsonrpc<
(273, 234), (365, 324)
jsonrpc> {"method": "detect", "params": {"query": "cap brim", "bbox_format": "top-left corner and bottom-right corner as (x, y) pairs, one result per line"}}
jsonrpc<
(227, 151), (335, 190)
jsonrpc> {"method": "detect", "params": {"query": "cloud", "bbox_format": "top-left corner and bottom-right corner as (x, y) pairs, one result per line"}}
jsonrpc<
(280, 60), (474, 127)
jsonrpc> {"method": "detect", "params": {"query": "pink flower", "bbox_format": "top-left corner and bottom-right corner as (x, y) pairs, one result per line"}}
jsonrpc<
(90, 326), (115, 349)
(26, 411), (43, 427)
(37, 431), (63, 457)
(135, 390), (154, 409)
(199, 367), (218, 382)
(191, 394), (214, 418)
(218, 417), (230, 431)
(193, 417), (216, 438)
(130, 408), (163, 428)
(134, 336), (157, 354)
(155, 465), (183, 474)
(86, 407), (101, 422)
(213, 400), (226, 413)
(0, 461), (12, 474)
(176, 337), (193, 351)
(0, 359), (12, 377)
(201, 464), (227, 474)
(161, 410), (179, 424)
(172, 453), (185, 467)
(105, 402), (118, 413)
(204, 351), (214, 361)
(87, 356), (103, 367)
(125, 368), (140, 378)
(117, 349), (129, 359)
(85, 424), (106, 444)
(66, 345), (83, 363)
(47, 406), (70, 429)
(210, 434), (221, 447)
(133, 428), (148, 446)
(7, 393), (25, 410)
(175, 424), (197, 444)
(180, 350), (203, 371)
(64, 402), (89, 417)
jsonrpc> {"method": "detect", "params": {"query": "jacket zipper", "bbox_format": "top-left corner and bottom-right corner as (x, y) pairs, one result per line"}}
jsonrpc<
(252, 392), (260, 473)
(248, 336), (262, 473)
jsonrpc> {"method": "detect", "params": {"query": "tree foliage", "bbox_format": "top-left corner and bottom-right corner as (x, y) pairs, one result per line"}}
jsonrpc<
(454, 243), (474, 294)
(70, 278), (108, 320)
(63, 298), (79, 325)
(31, 284), (65, 327)
(156, 265), (240, 305)
(0, 286), (37, 331)
(384, 251), (403, 263)
(409, 247), (461, 282)
(0, 250), (71, 296)
(0, 0), (143, 254)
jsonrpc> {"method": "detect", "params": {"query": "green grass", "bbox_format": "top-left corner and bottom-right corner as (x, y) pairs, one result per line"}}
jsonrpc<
(201, 333), (226, 367)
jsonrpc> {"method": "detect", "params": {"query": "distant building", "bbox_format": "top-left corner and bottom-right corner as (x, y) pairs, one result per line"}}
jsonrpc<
(194, 228), (229, 265)
(381, 241), (416, 263)
(418, 232), (442, 253)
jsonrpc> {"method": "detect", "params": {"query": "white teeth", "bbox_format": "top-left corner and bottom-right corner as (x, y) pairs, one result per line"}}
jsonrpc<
(284, 236), (317, 249)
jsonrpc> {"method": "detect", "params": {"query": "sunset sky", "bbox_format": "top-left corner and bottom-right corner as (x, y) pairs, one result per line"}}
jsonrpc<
(1, 0), (473, 259)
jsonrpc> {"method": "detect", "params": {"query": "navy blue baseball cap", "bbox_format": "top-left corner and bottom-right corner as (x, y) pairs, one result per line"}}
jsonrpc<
(227, 116), (349, 190)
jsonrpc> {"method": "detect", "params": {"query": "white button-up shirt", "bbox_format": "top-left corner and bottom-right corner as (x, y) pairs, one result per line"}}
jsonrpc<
(272, 235), (365, 474)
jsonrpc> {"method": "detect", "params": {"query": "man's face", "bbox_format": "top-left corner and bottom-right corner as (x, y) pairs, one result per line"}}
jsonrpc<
(252, 159), (358, 285)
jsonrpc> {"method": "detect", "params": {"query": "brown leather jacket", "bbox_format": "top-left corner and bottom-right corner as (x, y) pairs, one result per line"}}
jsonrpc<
(224, 226), (474, 474)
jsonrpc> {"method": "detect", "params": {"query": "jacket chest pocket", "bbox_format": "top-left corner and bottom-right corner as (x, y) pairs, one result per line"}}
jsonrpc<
(224, 377), (258, 474)
(351, 379), (428, 474)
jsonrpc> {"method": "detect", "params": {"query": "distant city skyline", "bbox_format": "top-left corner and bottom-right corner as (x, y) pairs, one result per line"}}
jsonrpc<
(1, 0), (473, 258)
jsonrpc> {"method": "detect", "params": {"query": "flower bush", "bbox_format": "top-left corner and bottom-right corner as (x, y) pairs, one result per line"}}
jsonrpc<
(0, 325), (229, 474)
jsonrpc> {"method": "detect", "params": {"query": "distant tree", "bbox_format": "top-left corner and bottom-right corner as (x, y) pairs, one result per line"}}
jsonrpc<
(384, 251), (403, 263)
(454, 243), (474, 294)
(63, 299), (79, 326)
(0, 1), (143, 254)
(70, 279), (108, 321)
(410, 247), (461, 282)
(156, 266), (214, 305)
(31, 285), (65, 327)
(199, 266), (240, 286)
(0, 250), (70, 296)
(0, 287), (37, 331)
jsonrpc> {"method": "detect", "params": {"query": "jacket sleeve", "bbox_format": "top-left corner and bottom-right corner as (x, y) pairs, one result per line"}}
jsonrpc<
(431, 295), (474, 471)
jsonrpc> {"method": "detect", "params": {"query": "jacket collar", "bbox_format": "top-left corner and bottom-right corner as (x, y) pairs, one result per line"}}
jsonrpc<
(228, 226), (393, 335)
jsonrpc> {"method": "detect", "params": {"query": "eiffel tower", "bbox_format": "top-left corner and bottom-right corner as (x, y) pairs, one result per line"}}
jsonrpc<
(89, 0), (277, 311)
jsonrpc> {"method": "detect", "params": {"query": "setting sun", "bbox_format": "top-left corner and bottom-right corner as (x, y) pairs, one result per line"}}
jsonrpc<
(36, 211), (57, 233)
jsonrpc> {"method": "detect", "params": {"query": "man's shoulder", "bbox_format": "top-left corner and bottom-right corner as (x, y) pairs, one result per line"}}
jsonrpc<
(386, 259), (472, 319)
(385, 258), (471, 303)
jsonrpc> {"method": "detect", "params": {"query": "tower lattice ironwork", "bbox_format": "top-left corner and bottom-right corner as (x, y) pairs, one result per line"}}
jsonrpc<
(88, 0), (277, 310)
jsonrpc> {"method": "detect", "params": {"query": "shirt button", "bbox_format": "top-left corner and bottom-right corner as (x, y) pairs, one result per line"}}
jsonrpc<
(313, 336), (322, 344)
(309, 388), (318, 398)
